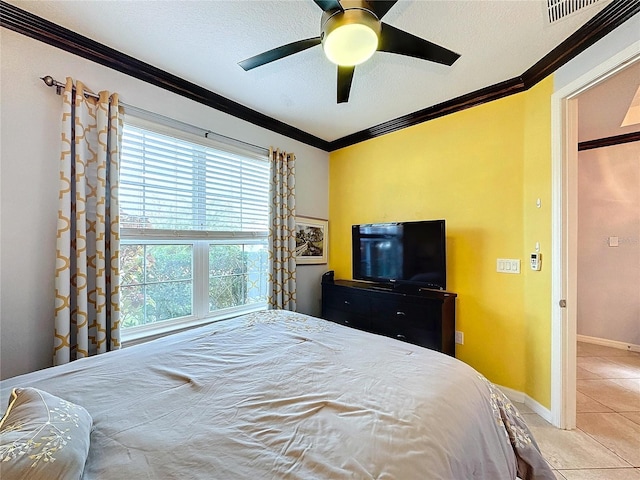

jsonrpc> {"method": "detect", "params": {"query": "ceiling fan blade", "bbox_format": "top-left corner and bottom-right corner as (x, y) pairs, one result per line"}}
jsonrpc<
(378, 23), (460, 66)
(313, 0), (343, 12)
(239, 37), (322, 71)
(337, 66), (355, 104)
(366, 1), (398, 19)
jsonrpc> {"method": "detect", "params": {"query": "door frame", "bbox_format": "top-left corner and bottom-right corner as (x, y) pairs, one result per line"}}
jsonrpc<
(550, 42), (640, 429)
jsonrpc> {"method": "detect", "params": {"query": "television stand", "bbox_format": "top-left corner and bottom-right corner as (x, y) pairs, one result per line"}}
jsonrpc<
(321, 278), (457, 356)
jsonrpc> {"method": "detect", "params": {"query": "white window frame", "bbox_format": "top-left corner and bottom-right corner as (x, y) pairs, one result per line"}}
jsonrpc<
(119, 115), (269, 344)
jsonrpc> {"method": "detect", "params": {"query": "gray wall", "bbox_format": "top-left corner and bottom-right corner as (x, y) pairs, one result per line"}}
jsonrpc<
(577, 143), (640, 346)
(0, 29), (329, 380)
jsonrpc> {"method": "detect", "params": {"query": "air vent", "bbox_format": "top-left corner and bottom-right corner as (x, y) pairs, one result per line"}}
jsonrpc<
(547, 0), (602, 23)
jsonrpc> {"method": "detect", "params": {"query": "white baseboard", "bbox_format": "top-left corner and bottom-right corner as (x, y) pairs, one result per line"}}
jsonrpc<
(499, 384), (525, 403)
(498, 385), (553, 424)
(577, 334), (640, 353)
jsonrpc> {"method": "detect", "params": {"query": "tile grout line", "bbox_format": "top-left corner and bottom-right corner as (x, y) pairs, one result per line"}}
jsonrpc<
(574, 415), (637, 468)
(546, 344), (640, 473)
(577, 348), (640, 469)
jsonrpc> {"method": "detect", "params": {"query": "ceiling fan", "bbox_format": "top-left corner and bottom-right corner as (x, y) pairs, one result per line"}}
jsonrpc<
(238, 0), (460, 104)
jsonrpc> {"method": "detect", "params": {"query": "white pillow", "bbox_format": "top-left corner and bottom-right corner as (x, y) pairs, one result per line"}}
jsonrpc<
(0, 387), (93, 480)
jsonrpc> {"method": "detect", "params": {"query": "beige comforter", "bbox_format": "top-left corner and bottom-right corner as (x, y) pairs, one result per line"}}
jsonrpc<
(0, 310), (554, 479)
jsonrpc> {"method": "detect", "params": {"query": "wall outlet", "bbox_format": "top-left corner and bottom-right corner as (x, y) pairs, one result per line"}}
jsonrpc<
(455, 330), (464, 345)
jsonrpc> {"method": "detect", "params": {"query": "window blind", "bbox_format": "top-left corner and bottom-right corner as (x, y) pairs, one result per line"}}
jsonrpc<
(120, 124), (270, 233)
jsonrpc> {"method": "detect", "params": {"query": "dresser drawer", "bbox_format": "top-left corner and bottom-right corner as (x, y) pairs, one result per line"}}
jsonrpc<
(370, 298), (441, 348)
(385, 319), (441, 349)
(323, 308), (370, 331)
(372, 297), (439, 323)
(323, 288), (371, 316)
(375, 298), (424, 318)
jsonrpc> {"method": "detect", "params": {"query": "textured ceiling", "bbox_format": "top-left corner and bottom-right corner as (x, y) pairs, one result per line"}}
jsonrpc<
(9, 0), (633, 143)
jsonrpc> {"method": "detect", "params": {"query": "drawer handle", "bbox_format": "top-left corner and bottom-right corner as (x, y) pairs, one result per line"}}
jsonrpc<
(344, 300), (351, 305)
(396, 334), (406, 340)
(396, 311), (406, 316)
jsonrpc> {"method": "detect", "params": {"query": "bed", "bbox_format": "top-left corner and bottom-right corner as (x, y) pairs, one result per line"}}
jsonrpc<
(0, 310), (554, 479)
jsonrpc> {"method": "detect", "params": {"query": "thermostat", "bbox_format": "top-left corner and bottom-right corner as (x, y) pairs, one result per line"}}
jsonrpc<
(530, 252), (541, 271)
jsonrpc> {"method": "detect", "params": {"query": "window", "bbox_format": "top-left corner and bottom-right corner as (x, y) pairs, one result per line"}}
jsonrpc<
(119, 120), (270, 337)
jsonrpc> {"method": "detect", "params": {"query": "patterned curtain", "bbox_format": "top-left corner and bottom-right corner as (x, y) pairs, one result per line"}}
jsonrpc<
(268, 148), (296, 310)
(53, 78), (122, 365)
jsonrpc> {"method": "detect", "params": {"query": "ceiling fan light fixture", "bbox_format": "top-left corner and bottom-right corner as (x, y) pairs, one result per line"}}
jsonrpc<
(239, 0), (461, 103)
(322, 8), (381, 66)
(324, 23), (378, 66)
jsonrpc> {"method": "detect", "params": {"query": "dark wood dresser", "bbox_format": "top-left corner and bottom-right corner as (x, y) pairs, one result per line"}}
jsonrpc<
(321, 278), (457, 356)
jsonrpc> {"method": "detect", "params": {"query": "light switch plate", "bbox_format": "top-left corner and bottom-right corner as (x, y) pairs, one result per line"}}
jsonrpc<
(497, 258), (520, 274)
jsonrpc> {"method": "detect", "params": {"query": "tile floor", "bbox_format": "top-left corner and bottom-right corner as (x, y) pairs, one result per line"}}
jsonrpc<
(515, 341), (640, 480)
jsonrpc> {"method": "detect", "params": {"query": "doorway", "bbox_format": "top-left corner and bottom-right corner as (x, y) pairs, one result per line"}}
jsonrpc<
(550, 43), (640, 429)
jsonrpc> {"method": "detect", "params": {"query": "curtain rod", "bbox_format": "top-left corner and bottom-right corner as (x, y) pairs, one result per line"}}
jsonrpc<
(40, 75), (269, 157)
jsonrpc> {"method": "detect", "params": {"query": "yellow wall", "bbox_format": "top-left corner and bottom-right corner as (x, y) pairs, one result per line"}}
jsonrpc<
(328, 76), (554, 406)
(522, 77), (554, 405)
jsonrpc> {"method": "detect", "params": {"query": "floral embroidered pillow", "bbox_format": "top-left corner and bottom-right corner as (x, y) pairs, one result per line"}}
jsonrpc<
(0, 388), (92, 480)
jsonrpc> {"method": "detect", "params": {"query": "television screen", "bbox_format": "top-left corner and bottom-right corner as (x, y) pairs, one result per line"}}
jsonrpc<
(352, 220), (446, 290)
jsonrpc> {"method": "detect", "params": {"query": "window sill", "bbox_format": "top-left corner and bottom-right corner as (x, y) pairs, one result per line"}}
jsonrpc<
(121, 304), (267, 348)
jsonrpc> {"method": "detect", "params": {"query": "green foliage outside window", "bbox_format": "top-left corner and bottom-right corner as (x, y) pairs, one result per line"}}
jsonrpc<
(121, 242), (268, 328)
(209, 244), (268, 311)
(120, 244), (192, 328)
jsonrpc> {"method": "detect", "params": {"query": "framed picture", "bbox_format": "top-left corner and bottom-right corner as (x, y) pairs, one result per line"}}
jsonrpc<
(295, 216), (328, 265)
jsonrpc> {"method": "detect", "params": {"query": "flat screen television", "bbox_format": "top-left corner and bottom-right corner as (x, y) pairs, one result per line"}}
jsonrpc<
(352, 220), (446, 290)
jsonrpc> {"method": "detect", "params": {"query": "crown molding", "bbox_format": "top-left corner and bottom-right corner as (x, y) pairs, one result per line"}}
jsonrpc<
(522, 0), (640, 88)
(578, 131), (640, 151)
(328, 77), (526, 150)
(1, 0), (638, 152)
